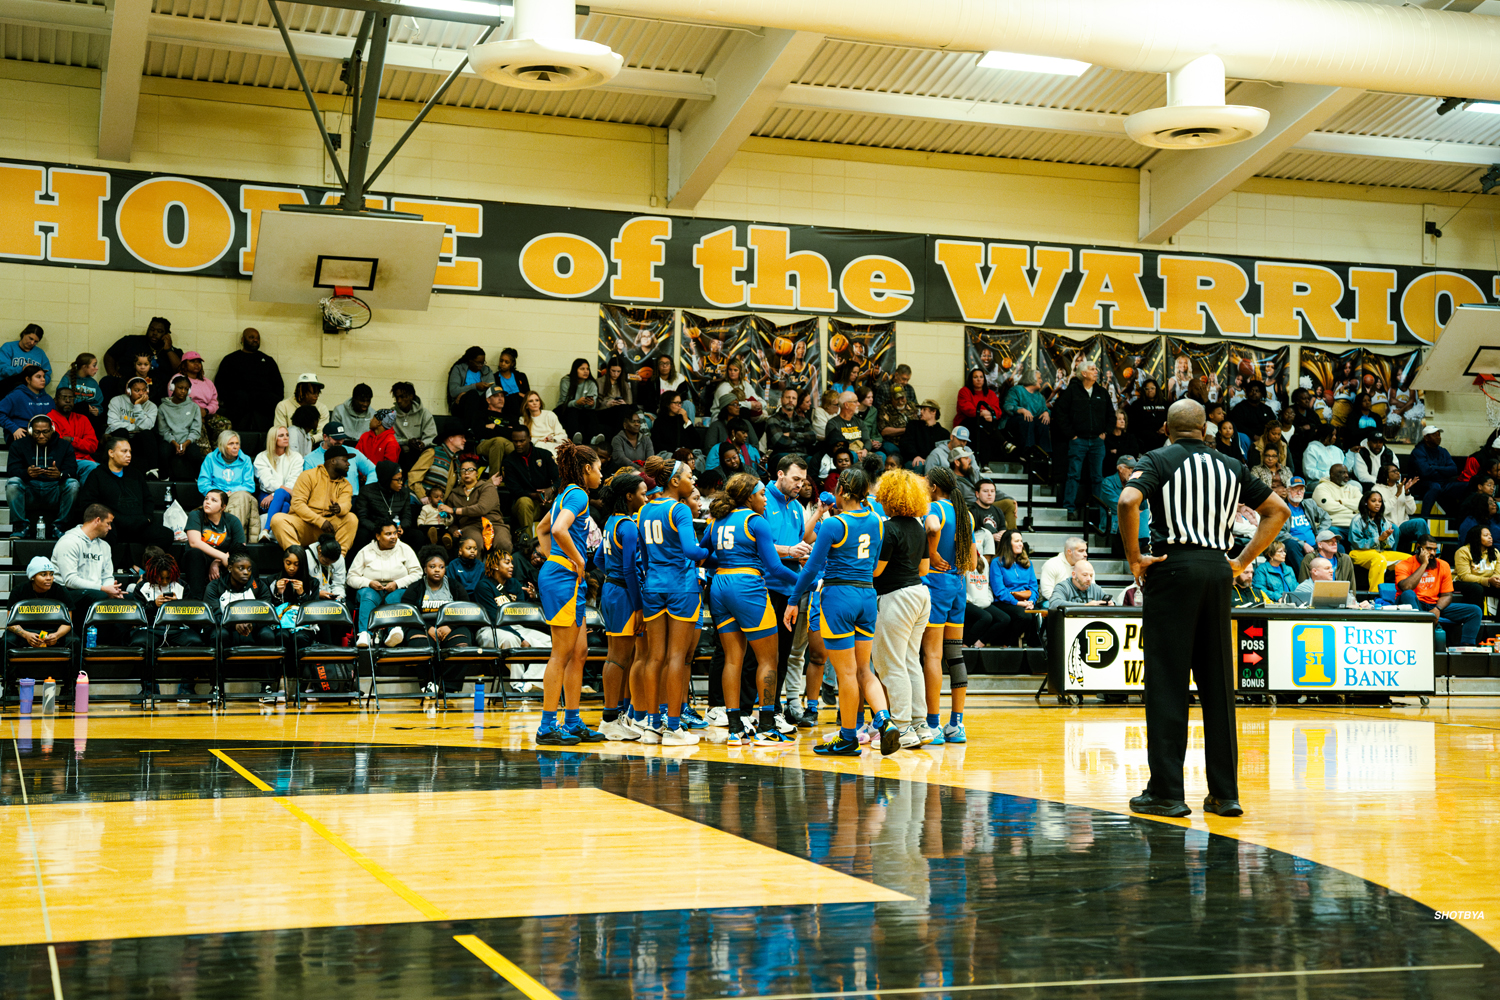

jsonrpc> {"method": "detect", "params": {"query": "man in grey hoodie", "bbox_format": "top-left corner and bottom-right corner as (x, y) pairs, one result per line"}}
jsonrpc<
(53, 504), (124, 608)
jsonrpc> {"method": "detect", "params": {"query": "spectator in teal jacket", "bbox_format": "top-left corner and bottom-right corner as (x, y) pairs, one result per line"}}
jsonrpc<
(197, 429), (260, 541)
(1252, 541), (1299, 599)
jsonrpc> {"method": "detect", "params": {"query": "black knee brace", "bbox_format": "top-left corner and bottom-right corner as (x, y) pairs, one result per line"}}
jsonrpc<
(944, 639), (968, 688)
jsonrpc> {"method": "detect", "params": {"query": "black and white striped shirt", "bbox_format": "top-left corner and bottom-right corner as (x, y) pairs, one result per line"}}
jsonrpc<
(1127, 440), (1271, 552)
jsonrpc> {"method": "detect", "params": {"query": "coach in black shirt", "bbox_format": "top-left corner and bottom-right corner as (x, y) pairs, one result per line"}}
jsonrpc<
(1118, 399), (1288, 819)
(871, 470), (934, 741)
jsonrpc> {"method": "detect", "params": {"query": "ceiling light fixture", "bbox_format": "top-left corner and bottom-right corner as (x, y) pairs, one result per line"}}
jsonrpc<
(977, 51), (1090, 77)
(1465, 101), (1500, 115)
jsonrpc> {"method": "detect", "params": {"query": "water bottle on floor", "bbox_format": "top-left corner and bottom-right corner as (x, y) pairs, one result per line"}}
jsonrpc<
(19, 678), (34, 715)
(41, 677), (57, 713)
(75, 671), (89, 714)
(35, 515), (45, 539)
(473, 678), (485, 712)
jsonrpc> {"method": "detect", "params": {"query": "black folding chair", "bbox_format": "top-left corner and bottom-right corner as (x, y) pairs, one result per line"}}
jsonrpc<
(291, 600), (361, 706)
(433, 602), (498, 708)
(493, 600), (550, 708)
(149, 600), (220, 704)
(78, 599), (153, 707)
(2, 598), (77, 708)
(218, 600), (288, 704)
(365, 602), (435, 709)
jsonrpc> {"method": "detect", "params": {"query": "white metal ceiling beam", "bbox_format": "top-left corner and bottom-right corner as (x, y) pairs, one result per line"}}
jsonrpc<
(772, 84), (1500, 171)
(0, 2), (714, 101)
(668, 28), (823, 208)
(1138, 83), (1365, 243)
(97, 0), (152, 161)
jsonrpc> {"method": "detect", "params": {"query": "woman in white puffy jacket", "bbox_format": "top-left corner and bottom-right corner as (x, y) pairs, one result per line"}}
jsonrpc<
(254, 426), (304, 539)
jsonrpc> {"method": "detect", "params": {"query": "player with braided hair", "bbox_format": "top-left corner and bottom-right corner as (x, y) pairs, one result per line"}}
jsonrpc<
(703, 472), (800, 745)
(533, 440), (604, 746)
(922, 465), (978, 744)
(787, 468), (901, 756)
(636, 458), (711, 745)
(593, 468), (649, 740)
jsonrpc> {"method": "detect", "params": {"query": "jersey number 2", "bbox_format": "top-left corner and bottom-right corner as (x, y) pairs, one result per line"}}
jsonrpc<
(857, 536), (871, 559)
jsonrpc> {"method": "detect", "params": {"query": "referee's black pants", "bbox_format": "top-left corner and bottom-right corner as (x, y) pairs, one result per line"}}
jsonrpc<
(1141, 548), (1239, 802)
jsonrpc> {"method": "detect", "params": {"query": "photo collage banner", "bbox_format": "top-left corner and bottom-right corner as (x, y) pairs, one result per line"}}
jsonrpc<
(1300, 346), (1426, 444)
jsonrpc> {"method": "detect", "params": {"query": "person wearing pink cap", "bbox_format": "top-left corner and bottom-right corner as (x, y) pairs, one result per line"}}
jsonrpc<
(177, 350), (218, 414)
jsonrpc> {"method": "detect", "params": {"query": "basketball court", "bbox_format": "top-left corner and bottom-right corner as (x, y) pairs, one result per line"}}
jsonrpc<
(4, 697), (1498, 997)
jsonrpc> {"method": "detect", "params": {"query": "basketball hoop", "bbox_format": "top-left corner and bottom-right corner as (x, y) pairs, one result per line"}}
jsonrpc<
(320, 286), (371, 333)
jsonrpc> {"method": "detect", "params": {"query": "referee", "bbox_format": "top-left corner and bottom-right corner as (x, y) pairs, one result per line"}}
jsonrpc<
(1117, 399), (1288, 819)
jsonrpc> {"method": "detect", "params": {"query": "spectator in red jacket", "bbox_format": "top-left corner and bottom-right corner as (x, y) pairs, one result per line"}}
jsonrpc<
(48, 384), (98, 482)
(956, 367), (1001, 428)
(358, 407), (400, 466)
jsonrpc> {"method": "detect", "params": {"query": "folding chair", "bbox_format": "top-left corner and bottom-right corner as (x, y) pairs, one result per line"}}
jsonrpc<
(78, 600), (153, 706)
(291, 600), (361, 706)
(150, 600), (221, 704)
(365, 602), (435, 709)
(2, 598), (77, 708)
(493, 600), (551, 707)
(218, 600), (288, 704)
(433, 602), (498, 708)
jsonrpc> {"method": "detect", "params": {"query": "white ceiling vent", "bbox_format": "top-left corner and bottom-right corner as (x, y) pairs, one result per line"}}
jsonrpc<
(469, 0), (623, 91)
(1124, 54), (1269, 149)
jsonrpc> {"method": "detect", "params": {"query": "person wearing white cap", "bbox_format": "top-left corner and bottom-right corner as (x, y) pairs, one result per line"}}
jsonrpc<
(6, 557), (75, 637)
(272, 373), (328, 443)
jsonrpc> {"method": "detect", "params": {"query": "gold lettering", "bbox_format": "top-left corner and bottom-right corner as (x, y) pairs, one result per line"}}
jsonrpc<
(747, 226), (837, 312)
(117, 178), (235, 272)
(609, 216), (672, 302)
(1156, 256), (1253, 335)
(839, 255), (915, 317)
(1400, 271), (1487, 345)
(1064, 250), (1156, 330)
(0, 164), (110, 264)
(932, 241), (1071, 325)
(1254, 263), (1347, 340)
(692, 226), (747, 308)
(518, 233), (608, 299)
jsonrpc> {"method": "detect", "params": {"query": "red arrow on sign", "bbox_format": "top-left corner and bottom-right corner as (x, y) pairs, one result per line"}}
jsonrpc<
(1242, 652), (1263, 665)
(1244, 626), (1263, 637)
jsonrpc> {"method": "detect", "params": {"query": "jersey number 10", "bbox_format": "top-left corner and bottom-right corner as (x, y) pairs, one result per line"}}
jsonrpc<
(645, 520), (666, 545)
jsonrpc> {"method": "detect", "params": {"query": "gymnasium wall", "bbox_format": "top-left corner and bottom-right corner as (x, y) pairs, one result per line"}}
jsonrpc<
(3, 61), (1499, 451)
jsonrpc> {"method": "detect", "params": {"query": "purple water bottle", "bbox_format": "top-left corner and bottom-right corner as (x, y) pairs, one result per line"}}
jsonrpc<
(75, 671), (90, 715)
(19, 678), (34, 715)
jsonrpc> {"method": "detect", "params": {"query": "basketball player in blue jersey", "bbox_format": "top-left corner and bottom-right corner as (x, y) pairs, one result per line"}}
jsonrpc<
(922, 467), (977, 744)
(533, 440), (604, 746)
(593, 469), (649, 741)
(703, 473), (801, 746)
(786, 468), (901, 756)
(637, 460), (711, 746)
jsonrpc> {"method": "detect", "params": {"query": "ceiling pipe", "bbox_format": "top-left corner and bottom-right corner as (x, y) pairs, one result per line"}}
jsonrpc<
(593, 0), (1500, 101)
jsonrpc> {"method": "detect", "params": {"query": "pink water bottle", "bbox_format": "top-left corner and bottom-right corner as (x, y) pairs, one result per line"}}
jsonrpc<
(74, 671), (89, 714)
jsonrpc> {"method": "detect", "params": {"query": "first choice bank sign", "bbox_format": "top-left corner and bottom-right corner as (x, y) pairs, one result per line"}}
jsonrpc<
(2, 158), (1495, 345)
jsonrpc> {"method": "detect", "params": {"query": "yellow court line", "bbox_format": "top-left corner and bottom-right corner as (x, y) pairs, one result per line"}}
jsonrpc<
(208, 749), (272, 790)
(454, 935), (564, 1000)
(212, 749), (557, 995)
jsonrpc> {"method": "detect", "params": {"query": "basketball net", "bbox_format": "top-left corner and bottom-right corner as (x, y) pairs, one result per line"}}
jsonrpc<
(1474, 374), (1500, 428)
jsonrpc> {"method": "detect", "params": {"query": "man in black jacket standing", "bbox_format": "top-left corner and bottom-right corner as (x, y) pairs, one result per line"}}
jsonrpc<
(214, 327), (284, 434)
(501, 424), (558, 544)
(1058, 358), (1115, 525)
(76, 436), (174, 567)
(1227, 379), (1277, 438)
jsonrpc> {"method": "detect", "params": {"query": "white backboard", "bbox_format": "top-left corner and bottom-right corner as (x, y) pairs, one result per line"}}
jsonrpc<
(249, 210), (447, 311)
(1413, 304), (1500, 393)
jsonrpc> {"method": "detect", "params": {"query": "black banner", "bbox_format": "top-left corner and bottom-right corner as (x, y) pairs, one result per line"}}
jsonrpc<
(964, 327), (1033, 397)
(3, 156), (1493, 344)
(681, 312), (757, 414)
(827, 319), (895, 394)
(599, 305), (674, 384)
(755, 317), (820, 405)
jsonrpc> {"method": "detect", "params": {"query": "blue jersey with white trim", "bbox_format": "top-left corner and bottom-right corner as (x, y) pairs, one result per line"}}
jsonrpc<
(928, 498), (961, 577)
(824, 508), (882, 582)
(708, 509), (761, 571)
(549, 484), (590, 554)
(639, 496), (707, 593)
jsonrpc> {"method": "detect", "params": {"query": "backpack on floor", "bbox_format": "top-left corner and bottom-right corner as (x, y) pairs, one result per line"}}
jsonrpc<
(305, 660), (358, 694)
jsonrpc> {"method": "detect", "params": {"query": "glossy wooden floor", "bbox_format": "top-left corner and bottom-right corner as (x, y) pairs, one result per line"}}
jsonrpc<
(3, 695), (1498, 998)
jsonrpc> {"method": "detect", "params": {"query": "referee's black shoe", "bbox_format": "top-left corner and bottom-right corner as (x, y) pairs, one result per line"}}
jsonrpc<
(1203, 796), (1244, 817)
(1129, 792), (1191, 818)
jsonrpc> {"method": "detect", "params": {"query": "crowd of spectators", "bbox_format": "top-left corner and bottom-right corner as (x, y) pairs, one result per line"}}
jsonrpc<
(4, 319), (1494, 703)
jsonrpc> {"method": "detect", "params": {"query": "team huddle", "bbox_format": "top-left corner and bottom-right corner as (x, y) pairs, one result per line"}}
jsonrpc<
(528, 442), (977, 756)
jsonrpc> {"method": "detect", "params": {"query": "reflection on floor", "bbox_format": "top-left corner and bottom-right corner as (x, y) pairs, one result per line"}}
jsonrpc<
(2, 697), (1497, 999)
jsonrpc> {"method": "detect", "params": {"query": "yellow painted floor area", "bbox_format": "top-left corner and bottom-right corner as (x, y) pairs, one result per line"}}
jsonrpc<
(0, 783), (905, 947)
(5, 696), (1499, 951)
